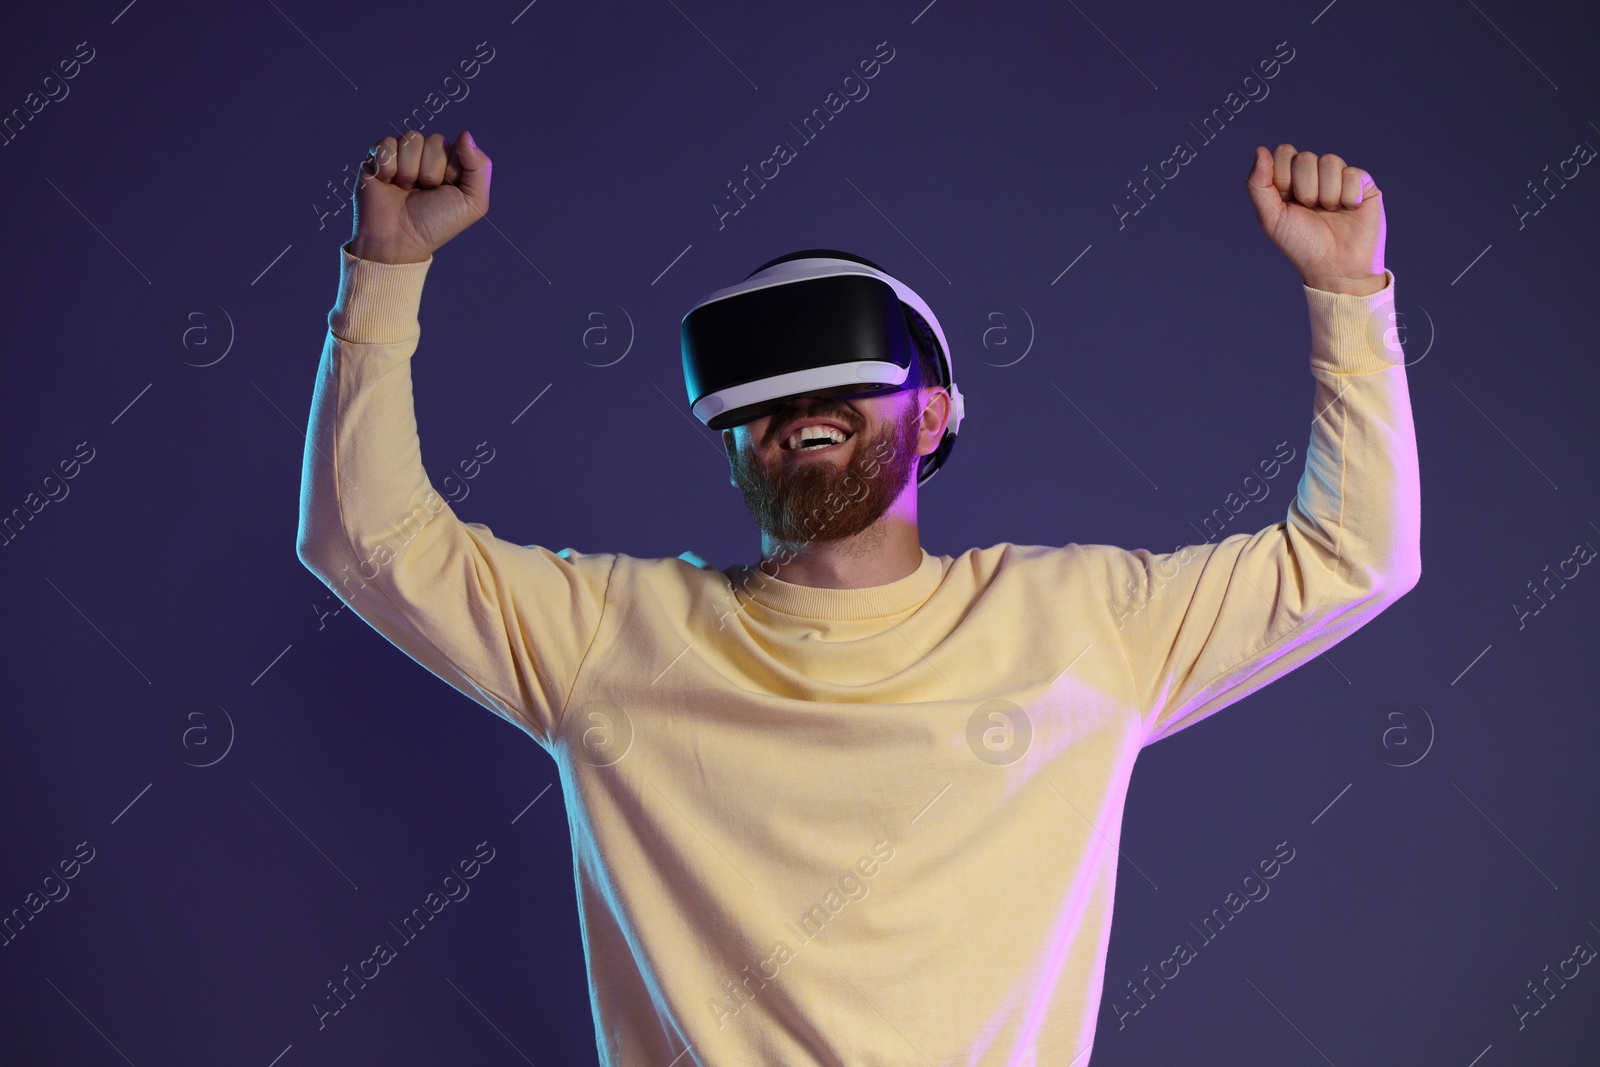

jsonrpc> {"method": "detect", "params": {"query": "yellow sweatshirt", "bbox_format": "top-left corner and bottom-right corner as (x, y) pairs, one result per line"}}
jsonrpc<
(297, 243), (1420, 1066)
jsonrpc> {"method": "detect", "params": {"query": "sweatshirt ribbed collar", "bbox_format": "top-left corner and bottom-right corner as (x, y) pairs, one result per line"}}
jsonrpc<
(724, 548), (945, 621)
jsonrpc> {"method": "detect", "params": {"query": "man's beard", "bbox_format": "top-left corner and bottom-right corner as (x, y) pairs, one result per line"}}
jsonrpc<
(728, 396), (923, 552)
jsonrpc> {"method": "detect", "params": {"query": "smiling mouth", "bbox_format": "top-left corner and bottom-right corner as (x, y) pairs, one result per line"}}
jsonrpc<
(781, 433), (854, 455)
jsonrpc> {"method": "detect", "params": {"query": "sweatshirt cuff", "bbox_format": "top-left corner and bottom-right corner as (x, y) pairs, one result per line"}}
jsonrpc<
(328, 241), (435, 345)
(1303, 268), (1402, 376)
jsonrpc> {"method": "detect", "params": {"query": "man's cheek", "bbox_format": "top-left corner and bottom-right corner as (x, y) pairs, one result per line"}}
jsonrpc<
(860, 441), (892, 477)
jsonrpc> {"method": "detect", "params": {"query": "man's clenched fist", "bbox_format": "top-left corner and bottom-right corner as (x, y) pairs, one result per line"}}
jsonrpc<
(1246, 144), (1386, 296)
(348, 129), (492, 265)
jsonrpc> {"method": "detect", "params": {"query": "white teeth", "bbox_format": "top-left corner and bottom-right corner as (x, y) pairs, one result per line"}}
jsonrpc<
(785, 426), (849, 450)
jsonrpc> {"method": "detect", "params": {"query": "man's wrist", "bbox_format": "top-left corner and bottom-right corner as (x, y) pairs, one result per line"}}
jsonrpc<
(1303, 271), (1388, 297)
(346, 237), (432, 266)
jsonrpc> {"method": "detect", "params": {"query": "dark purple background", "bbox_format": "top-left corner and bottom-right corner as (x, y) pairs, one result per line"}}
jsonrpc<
(2, 1), (1597, 1064)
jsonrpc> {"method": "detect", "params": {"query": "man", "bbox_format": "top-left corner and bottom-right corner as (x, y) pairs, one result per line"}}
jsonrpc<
(297, 128), (1419, 1064)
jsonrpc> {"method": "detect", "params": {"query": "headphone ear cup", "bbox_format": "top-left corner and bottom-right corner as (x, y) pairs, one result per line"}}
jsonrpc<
(917, 433), (954, 487)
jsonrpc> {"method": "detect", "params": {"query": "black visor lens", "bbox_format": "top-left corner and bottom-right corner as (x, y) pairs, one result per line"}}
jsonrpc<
(682, 274), (914, 425)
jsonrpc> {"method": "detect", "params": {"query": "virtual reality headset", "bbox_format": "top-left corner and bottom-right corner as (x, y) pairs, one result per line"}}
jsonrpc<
(680, 248), (966, 487)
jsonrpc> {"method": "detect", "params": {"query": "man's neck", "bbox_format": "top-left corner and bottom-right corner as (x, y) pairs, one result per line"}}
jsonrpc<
(755, 522), (924, 589)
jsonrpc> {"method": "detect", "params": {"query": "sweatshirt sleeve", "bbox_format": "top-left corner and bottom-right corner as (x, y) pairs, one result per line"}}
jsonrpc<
(295, 242), (616, 751)
(1111, 270), (1421, 747)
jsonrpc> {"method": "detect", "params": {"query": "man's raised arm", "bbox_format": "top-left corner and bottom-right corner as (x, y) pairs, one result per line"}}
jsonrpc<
(295, 130), (615, 750)
(1109, 145), (1422, 745)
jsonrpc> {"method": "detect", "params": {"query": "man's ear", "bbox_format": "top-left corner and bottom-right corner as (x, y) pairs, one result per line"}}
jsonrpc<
(917, 387), (952, 458)
(723, 429), (738, 487)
